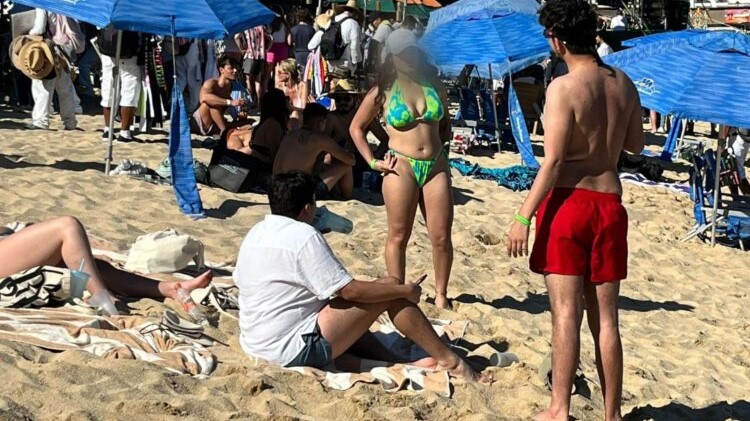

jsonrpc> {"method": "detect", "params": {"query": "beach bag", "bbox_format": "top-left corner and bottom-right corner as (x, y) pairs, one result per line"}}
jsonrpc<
(320, 19), (348, 61)
(97, 25), (139, 58)
(124, 229), (205, 274)
(209, 154), (252, 193)
(0, 266), (68, 308)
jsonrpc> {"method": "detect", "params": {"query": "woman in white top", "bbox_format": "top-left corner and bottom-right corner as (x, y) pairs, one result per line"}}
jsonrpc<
(275, 58), (309, 130)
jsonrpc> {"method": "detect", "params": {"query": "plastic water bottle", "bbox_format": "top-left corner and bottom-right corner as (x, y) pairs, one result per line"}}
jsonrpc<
(175, 288), (208, 326)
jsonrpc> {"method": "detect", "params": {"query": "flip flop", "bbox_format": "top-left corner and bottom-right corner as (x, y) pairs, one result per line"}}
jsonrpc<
(190, 286), (239, 320)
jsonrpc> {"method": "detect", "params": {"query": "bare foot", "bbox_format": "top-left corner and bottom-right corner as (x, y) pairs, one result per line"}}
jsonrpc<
(409, 356), (438, 368)
(533, 409), (568, 421)
(439, 357), (493, 384)
(435, 293), (453, 310)
(166, 271), (213, 298)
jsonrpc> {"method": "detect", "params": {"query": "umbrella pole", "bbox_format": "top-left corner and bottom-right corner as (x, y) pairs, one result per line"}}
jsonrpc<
(711, 138), (724, 247)
(487, 64), (501, 148)
(104, 30), (123, 175)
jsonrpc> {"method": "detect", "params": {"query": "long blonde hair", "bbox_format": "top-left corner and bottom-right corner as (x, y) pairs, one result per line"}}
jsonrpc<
(277, 58), (300, 85)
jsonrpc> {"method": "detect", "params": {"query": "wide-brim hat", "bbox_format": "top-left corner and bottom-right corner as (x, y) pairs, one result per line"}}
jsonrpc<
(10, 35), (55, 80)
(328, 65), (352, 80)
(330, 79), (366, 98)
(315, 10), (334, 30)
(335, 0), (362, 18)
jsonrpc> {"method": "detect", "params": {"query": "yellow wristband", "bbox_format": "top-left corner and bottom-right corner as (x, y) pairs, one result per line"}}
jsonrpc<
(369, 159), (378, 170)
(515, 214), (531, 226)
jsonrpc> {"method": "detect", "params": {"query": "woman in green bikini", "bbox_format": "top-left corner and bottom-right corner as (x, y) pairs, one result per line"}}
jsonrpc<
(350, 29), (453, 309)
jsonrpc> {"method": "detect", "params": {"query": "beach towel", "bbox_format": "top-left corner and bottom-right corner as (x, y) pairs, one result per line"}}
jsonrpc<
(450, 158), (538, 191)
(0, 308), (216, 376)
(248, 318), (468, 398)
(619, 172), (690, 195)
(0, 266), (68, 309)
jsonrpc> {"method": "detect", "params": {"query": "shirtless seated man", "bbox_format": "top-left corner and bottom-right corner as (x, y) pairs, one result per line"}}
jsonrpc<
(191, 55), (247, 137)
(507, 1), (644, 420)
(235, 172), (491, 382)
(274, 103), (355, 200)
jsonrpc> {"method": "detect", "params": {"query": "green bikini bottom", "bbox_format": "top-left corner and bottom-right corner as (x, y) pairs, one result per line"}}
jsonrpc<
(389, 148), (447, 187)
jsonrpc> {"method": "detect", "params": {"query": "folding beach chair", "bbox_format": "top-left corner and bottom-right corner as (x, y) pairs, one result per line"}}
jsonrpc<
(454, 88), (501, 151)
(682, 149), (750, 250)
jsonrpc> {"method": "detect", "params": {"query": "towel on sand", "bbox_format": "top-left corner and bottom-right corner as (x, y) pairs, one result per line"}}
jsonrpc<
(248, 318), (468, 398)
(450, 158), (538, 191)
(0, 308), (216, 376)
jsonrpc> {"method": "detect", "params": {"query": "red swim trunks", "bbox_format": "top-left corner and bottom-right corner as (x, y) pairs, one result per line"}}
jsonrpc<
(530, 188), (628, 283)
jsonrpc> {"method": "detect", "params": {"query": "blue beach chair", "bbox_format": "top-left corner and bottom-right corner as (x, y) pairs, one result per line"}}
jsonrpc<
(682, 149), (750, 250)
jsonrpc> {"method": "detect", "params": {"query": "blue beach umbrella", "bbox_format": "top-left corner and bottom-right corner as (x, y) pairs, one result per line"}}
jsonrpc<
(606, 29), (750, 246)
(603, 30), (750, 159)
(426, 0), (539, 31)
(13, 0), (275, 219)
(423, 6), (548, 168)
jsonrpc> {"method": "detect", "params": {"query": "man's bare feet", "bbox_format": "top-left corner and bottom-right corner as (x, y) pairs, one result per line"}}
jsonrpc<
(533, 408), (568, 421)
(438, 356), (493, 384)
(166, 271), (213, 298)
(435, 292), (453, 310)
(409, 356), (438, 368)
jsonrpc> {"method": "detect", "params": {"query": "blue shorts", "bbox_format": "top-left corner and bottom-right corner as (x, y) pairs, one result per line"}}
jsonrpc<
(285, 324), (333, 368)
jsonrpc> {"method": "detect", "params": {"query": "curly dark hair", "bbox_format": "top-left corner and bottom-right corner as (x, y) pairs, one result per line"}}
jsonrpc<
(539, 0), (599, 56)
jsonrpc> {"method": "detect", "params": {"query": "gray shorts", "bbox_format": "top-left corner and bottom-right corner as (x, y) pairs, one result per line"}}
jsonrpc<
(243, 58), (264, 78)
(285, 324), (333, 368)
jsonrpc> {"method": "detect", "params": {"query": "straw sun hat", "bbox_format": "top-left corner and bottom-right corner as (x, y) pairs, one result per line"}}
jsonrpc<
(9, 35), (56, 80)
(315, 10), (334, 30)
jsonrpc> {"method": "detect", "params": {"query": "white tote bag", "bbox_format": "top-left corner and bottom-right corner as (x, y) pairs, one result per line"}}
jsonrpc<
(124, 229), (204, 274)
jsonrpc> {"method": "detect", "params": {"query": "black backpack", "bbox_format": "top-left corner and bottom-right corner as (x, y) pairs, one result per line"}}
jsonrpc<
(97, 25), (139, 58)
(320, 19), (349, 61)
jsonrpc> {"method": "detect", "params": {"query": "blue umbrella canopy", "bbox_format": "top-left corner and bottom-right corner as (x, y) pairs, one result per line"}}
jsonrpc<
(604, 30), (750, 129)
(426, 0), (539, 31)
(422, 6), (547, 168)
(422, 8), (549, 75)
(11, 0), (275, 38)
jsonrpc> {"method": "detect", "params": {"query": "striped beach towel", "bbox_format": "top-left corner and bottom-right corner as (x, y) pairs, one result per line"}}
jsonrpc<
(248, 318), (469, 398)
(0, 308), (216, 376)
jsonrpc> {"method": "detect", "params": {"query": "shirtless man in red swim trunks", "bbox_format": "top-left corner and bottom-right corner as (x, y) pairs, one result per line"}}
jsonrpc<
(507, 1), (644, 420)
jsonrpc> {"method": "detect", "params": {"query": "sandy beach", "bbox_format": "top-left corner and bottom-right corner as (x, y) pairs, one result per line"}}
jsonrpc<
(0, 106), (748, 420)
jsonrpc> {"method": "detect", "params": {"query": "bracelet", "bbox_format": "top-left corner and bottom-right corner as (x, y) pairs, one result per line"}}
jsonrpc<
(226, 99), (231, 106)
(369, 159), (378, 170)
(515, 213), (531, 226)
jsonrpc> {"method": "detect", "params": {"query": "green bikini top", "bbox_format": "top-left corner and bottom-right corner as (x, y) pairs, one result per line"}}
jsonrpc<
(385, 80), (445, 128)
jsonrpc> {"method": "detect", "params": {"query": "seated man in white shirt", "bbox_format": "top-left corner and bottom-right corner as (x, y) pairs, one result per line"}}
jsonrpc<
(235, 172), (491, 383)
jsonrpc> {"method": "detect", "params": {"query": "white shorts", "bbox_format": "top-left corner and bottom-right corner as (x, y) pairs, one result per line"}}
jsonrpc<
(731, 133), (749, 180)
(100, 55), (142, 108)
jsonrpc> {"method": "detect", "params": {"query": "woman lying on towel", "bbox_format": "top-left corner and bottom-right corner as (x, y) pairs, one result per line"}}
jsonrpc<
(0, 216), (212, 311)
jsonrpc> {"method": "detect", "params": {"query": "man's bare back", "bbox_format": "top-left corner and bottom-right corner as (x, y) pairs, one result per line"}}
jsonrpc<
(274, 129), (334, 175)
(545, 65), (644, 194)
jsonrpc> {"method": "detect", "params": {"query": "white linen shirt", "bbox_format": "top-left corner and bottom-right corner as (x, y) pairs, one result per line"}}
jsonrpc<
(235, 215), (353, 366)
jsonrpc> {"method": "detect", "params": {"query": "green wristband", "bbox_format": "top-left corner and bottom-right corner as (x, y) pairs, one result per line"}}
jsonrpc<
(369, 159), (378, 170)
(515, 213), (531, 226)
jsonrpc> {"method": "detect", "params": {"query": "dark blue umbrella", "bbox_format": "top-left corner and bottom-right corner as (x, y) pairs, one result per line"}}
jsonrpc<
(604, 30), (750, 159)
(14, 0), (275, 219)
(423, 6), (547, 168)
